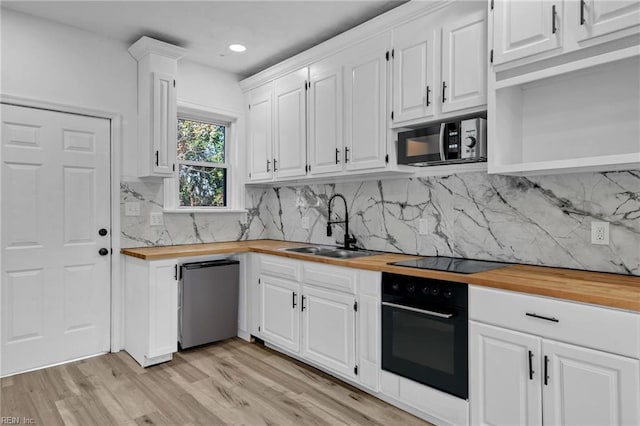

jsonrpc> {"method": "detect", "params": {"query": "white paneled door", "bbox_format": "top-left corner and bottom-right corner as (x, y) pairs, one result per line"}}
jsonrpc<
(1, 104), (111, 376)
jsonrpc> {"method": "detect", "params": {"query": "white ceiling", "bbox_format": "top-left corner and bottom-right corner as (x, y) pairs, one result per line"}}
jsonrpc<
(2, 0), (408, 79)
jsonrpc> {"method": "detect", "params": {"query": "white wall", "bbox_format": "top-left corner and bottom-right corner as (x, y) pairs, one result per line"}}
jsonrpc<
(1, 7), (245, 180)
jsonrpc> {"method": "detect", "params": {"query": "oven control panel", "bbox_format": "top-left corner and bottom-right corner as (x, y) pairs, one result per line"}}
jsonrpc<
(382, 273), (467, 308)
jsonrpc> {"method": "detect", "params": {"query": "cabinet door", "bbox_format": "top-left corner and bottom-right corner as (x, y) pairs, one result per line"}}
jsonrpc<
(273, 68), (308, 179)
(542, 339), (640, 426)
(308, 59), (344, 175)
(301, 285), (356, 379)
(260, 275), (300, 353)
(493, 0), (563, 65)
(148, 260), (178, 358)
(575, 0), (640, 42)
(248, 84), (273, 182)
(152, 72), (177, 175)
(344, 33), (389, 171)
(441, 9), (488, 113)
(470, 322), (543, 426)
(392, 16), (437, 124)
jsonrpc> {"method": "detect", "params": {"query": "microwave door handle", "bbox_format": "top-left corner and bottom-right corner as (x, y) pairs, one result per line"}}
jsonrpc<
(439, 123), (446, 161)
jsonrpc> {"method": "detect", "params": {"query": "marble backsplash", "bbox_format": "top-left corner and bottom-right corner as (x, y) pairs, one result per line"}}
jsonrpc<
(121, 169), (640, 276)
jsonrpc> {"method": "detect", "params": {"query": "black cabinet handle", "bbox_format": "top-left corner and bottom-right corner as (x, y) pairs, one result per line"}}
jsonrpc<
(344, 147), (350, 163)
(335, 148), (340, 164)
(544, 355), (549, 385)
(273, 158), (278, 172)
(292, 292), (297, 309)
(552, 5), (558, 34)
(98, 228), (108, 236)
(426, 85), (431, 106)
(155, 150), (159, 166)
(266, 159), (271, 172)
(301, 295), (306, 311)
(98, 248), (109, 256)
(528, 350), (535, 380)
(174, 264), (178, 280)
(442, 81), (447, 103)
(580, 0), (586, 25)
(526, 312), (559, 323)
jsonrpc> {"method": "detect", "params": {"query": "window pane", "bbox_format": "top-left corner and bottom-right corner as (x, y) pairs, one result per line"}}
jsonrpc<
(177, 119), (225, 163)
(179, 165), (226, 207)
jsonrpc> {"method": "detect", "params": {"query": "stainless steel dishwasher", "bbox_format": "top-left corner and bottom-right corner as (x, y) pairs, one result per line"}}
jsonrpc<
(179, 259), (239, 350)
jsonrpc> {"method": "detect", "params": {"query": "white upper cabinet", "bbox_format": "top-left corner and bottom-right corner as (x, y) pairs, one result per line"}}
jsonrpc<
(308, 57), (344, 175)
(575, 0), (640, 42)
(441, 8), (488, 113)
(391, 1), (487, 127)
(128, 37), (186, 178)
(491, 0), (640, 69)
(247, 83), (273, 182)
(344, 33), (390, 171)
(273, 68), (308, 179)
(493, 0), (562, 65)
(392, 16), (437, 123)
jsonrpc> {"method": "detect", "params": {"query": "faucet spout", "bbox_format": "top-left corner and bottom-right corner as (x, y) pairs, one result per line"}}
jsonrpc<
(327, 193), (356, 250)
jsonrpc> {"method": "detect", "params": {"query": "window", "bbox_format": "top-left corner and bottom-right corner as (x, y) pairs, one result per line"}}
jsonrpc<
(177, 118), (227, 207)
(164, 101), (243, 213)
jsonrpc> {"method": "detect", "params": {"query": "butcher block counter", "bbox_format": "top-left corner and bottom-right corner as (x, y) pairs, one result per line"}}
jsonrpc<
(122, 240), (640, 312)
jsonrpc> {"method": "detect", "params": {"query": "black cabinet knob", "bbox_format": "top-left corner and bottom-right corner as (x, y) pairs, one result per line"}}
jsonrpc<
(99, 248), (109, 256)
(98, 228), (108, 236)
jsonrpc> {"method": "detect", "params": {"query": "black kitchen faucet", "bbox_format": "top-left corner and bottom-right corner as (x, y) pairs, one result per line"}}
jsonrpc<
(326, 193), (357, 250)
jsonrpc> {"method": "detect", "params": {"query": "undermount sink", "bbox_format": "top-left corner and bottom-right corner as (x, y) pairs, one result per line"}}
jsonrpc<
(283, 246), (377, 259)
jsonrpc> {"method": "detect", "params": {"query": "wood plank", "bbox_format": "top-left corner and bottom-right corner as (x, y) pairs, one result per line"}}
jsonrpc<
(0, 339), (430, 425)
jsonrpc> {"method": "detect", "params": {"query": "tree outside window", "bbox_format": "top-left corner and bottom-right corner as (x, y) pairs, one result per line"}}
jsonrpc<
(177, 118), (228, 207)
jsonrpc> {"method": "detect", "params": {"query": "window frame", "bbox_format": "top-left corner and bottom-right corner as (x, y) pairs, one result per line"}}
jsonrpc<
(164, 101), (245, 213)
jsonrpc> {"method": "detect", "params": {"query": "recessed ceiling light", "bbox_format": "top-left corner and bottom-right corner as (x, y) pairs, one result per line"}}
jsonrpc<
(229, 44), (246, 53)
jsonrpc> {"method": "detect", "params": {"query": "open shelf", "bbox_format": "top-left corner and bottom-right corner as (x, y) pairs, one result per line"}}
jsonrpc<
(489, 54), (640, 175)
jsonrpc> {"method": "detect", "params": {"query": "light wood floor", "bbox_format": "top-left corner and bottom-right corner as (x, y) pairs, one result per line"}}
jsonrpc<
(1, 338), (431, 425)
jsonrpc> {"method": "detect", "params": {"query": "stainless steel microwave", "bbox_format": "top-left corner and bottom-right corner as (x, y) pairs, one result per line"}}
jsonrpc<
(397, 118), (486, 166)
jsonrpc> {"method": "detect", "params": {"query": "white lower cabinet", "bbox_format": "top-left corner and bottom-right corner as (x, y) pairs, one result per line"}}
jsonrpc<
(470, 286), (640, 426)
(260, 274), (300, 353)
(253, 254), (379, 391)
(124, 256), (178, 367)
(301, 285), (356, 379)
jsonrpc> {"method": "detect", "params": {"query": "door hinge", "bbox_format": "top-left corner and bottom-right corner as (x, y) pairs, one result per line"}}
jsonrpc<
(354, 301), (358, 312)
(385, 154), (389, 164)
(258, 326), (261, 332)
(385, 51), (390, 61)
(491, 0), (494, 10)
(354, 365), (358, 375)
(490, 49), (494, 64)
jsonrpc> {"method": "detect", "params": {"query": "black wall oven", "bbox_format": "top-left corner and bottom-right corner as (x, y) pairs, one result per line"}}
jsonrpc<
(382, 272), (468, 399)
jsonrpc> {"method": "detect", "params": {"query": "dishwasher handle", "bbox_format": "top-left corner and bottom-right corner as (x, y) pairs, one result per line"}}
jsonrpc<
(181, 259), (239, 271)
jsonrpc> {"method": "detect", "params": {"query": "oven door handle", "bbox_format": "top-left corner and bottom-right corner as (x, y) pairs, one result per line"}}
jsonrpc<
(382, 302), (454, 319)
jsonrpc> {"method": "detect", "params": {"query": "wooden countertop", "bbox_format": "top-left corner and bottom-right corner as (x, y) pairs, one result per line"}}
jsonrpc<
(122, 240), (640, 312)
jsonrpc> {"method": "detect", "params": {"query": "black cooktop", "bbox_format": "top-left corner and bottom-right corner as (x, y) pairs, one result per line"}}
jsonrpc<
(390, 256), (510, 274)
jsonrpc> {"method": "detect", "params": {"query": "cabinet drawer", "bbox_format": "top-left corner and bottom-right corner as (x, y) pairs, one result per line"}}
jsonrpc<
(303, 262), (357, 294)
(469, 286), (640, 358)
(259, 254), (301, 281)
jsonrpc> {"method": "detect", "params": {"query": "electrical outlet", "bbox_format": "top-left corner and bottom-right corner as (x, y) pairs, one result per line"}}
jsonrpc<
(125, 202), (140, 216)
(419, 218), (428, 235)
(591, 221), (609, 245)
(301, 216), (310, 230)
(150, 212), (163, 227)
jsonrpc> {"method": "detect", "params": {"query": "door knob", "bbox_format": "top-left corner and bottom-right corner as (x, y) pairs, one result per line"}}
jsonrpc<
(98, 228), (108, 236)
(98, 248), (109, 256)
